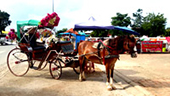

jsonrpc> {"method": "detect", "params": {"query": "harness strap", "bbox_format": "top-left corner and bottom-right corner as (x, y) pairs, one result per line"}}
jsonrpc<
(97, 40), (120, 65)
(97, 41), (110, 56)
(102, 48), (106, 65)
(79, 40), (119, 65)
(79, 52), (98, 57)
(99, 40), (114, 50)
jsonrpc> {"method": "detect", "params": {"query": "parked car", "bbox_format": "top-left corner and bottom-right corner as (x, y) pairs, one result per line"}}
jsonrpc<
(0, 34), (8, 45)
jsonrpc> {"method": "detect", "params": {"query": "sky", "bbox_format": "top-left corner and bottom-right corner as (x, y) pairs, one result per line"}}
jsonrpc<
(1, 0), (170, 31)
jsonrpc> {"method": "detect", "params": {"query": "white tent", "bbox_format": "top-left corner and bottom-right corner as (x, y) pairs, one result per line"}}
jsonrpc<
(74, 16), (140, 36)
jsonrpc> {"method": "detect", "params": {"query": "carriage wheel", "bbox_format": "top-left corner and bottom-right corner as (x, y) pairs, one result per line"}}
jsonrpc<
(49, 58), (62, 79)
(73, 67), (80, 74)
(7, 48), (30, 76)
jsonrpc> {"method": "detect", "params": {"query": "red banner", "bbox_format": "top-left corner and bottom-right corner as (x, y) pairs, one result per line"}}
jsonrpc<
(141, 41), (163, 52)
(166, 37), (170, 43)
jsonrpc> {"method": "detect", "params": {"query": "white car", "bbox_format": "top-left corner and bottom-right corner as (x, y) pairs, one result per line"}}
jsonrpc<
(0, 34), (8, 45)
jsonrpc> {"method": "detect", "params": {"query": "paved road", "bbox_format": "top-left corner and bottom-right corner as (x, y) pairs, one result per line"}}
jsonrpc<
(0, 64), (148, 96)
(115, 53), (170, 96)
(0, 45), (151, 96)
(0, 44), (15, 65)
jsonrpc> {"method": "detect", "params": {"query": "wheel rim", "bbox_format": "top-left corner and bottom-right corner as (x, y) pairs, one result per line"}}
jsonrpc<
(7, 48), (29, 76)
(49, 58), (62, 79)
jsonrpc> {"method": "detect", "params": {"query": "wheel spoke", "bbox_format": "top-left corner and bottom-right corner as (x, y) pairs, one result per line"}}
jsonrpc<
(49, 58), (62, 79)
(7, 48), (29, 76)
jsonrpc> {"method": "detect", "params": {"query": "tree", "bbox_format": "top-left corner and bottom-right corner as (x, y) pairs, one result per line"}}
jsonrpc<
(57, 28), (67, 33)
(0, 10), (11, 34)
(111, 13), (131, 27)
(56, 28), (67, 37)
(165, 27), (170, 36)
(110, 13), (131, 36)
(142, 13), (166, 36)
(131, 9), (144, 35)
(91, 30), (109, 37)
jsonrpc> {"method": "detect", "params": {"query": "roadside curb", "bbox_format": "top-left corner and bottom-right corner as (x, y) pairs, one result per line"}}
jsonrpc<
(95, 64), (154, 96)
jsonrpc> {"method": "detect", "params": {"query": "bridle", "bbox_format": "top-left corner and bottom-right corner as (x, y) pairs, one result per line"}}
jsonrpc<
(124, 39), (137, 54)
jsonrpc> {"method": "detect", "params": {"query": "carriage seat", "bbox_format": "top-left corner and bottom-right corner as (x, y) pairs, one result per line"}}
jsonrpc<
(59, 41), (74, 54)
(58, 41), (71, 44)
(29, 34), (46, 51)
(61, 44), (74, 53)
(32, 45), (46, 50)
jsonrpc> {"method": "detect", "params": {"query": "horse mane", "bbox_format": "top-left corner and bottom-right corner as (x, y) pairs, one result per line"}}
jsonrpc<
(107, 35), (136, 51)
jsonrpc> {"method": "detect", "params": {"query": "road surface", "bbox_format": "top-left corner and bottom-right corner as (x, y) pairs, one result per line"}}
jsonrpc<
(115, 53), (170, 96)
(0, 44), (15, 65)
(0, 45), (149, 96)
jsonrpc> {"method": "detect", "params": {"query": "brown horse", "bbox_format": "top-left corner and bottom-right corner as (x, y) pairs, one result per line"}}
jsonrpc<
(78, 35), (137, 90)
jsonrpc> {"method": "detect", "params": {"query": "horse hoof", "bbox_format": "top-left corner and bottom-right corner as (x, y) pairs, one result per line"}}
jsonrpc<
(107, 87), (112, 91)
(79, 79), (86, 82)
(82, 78), (86, 81)
(112, 86), (116, 90)
(107, 86), (113, 91)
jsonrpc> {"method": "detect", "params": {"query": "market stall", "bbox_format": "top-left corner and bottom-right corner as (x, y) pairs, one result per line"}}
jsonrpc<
(59, 32), (85, 50)
(139, 36), (170, 53)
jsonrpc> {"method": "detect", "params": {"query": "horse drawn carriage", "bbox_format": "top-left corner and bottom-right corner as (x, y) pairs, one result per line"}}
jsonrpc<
(7, 15), (139, 90)
(7, 19), (82, 79)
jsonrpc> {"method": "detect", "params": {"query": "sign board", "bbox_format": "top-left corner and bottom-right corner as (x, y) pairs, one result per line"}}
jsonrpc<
(141, 41), (163, 52)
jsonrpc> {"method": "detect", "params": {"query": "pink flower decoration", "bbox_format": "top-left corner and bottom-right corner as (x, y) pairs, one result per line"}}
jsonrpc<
(39, 12), (60, 28)
(51, 12), (57, 18)
(54, 16), (60, 26)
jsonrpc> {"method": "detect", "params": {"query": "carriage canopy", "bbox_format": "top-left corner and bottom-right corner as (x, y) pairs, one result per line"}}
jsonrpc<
(16, 19), (40, 39)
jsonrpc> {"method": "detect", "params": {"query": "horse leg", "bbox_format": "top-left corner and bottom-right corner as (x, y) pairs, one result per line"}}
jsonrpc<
(79, 56), (86, 81)
(105, 64), (112, 91)
(110, 69), (116, 90)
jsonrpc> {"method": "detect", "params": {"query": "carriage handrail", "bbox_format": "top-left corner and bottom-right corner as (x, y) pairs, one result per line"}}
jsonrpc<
(17, 26), (38, 44)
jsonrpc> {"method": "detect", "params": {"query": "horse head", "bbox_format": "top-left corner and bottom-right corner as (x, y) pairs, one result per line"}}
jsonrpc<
(122, 35), (137, 58)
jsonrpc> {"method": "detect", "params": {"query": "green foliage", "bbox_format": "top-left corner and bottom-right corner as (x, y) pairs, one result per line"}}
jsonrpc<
(57, 28), (67, 33)
(165, 27), (170, 36)
(91, 30), (109, 37)
(111, 13), (131, 27)
(56, 28), (67, 37)
(131, 9), (144, 35)
(110, 12), (131, 36)
(141, 13), (166, 36)
(131, 9), (167, 37)
(0, 10), (11, 33)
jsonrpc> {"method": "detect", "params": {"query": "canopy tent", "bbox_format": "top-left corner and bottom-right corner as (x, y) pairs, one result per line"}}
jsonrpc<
(65, 28), (78, 34)
(64, 28), (89, 37)
(74, 16), (140, 36)
(16, 19), (40, 39)
(78, 31), (89, 37)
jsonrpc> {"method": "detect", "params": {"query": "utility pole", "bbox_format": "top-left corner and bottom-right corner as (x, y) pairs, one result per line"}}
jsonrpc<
(52, 0), (54, 12)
